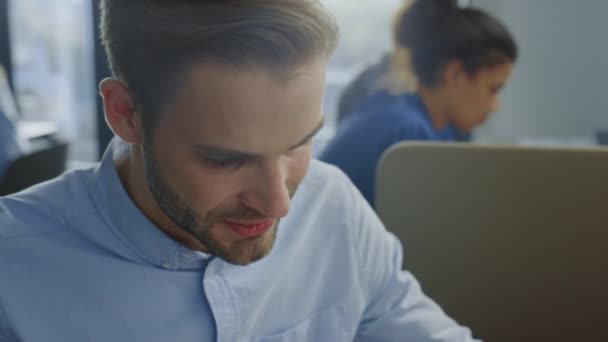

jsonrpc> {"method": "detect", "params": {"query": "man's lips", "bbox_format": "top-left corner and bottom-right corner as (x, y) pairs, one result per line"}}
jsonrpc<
(224, 219), (274, 238)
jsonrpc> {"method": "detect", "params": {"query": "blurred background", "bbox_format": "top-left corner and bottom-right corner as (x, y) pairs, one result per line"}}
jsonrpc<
(1, 0), (608, 163)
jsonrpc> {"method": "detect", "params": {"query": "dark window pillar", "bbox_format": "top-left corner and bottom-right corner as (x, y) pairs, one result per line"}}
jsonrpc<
(0, 0), (14, 91)
(92, 0), (113, 159)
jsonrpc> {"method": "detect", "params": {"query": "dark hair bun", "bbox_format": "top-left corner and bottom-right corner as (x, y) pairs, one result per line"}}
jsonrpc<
(394, 0), (517, 87)
(397, 0), (458, 49)
(428, 0), (459, 10)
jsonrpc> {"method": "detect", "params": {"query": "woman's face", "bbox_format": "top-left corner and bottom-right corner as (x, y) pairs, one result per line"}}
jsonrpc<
(443, 61), (513, 132)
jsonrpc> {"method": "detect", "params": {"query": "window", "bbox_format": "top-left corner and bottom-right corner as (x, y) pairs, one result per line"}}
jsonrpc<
(312, 0), (402, 156)
(9, 0), (96, 161)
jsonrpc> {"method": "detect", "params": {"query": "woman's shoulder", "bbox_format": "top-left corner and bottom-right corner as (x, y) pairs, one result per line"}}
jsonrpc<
(354, 91), (426, 126)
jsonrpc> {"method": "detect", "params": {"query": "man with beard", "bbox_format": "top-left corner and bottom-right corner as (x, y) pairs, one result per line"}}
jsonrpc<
(0, 1), (478, 341)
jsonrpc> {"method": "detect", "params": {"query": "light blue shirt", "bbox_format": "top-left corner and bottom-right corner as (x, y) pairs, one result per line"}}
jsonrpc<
(0, 140), (478, 341)
(0, 110), (22, 178)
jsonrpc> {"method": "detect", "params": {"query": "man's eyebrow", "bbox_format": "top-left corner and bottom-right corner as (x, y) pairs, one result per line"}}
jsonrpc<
(193, 118), (325, 159)
(193, 145), (259, 161)
(287, 118), (325, 151)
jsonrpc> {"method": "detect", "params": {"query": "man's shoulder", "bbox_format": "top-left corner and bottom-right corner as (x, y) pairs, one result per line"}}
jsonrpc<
(291, 159), (361, 217)
(272, 160), (365, 269)
(0, 168), (95, 242)
(302, 159), (352, 190)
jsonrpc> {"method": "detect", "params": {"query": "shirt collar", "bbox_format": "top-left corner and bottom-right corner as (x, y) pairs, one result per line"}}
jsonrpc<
(89, 137), (211, 270)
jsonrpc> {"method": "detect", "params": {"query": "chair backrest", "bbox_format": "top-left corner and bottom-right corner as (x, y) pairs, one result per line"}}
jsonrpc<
(376, 142), (608, 342)
(0, 141), (69, 196)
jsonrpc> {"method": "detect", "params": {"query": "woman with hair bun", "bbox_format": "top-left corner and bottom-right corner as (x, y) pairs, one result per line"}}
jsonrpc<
(322, 0), (517, 207)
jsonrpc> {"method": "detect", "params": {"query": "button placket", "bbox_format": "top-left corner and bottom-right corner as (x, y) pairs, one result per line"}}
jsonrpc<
(203, 260), (238, 342)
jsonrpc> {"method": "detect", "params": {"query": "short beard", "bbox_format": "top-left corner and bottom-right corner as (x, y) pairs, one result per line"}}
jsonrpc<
(142, 141), (280, 265)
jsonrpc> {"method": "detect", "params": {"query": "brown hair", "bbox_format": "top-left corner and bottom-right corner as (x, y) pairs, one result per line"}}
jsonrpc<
(391, 0), (517, 88)
(99, 0), (339, 132)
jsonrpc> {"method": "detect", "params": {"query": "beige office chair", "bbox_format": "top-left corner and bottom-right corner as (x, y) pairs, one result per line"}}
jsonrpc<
(376, 142), (608, 342)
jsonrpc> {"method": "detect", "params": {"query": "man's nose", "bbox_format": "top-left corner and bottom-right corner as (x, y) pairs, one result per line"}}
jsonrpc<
(240, 158), (291, 219)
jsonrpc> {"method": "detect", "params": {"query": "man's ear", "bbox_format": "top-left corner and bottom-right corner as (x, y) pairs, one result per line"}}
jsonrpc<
(99, 78), (144, 144)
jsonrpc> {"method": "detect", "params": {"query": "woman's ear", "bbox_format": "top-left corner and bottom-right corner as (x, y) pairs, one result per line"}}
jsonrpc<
(99, 78), (144, 144)
(441, 60), (467, 87)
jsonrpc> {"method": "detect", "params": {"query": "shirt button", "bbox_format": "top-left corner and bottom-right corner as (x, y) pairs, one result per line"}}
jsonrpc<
(161, 261), (172, 269)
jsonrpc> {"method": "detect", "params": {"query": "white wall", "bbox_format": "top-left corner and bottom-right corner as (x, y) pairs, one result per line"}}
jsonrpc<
(474, 0), (608, 142)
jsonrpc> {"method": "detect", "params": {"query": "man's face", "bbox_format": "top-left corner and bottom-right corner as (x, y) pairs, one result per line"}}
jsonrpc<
(142, 60), (326, 265)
